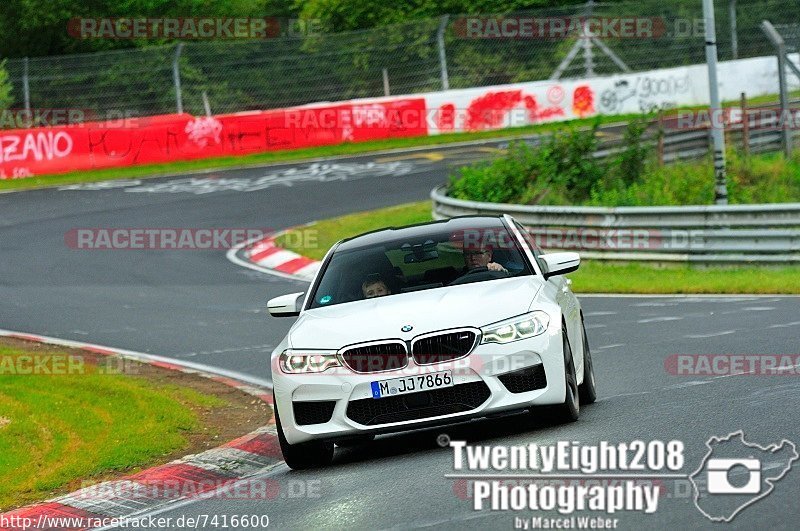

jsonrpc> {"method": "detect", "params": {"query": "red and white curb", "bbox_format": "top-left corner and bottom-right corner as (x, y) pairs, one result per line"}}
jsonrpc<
(0, 329), (281, 531)
(227, 230), (321, 282)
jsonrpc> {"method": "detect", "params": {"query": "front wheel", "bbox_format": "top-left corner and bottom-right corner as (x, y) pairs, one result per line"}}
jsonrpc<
(550, 328), (580, 423)
(579, 318), (597, 404)
(274, 397), (334, 470)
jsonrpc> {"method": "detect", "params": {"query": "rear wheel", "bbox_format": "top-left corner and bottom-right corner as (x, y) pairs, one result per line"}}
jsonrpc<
(550, 327), (580, 423)
(274, 397), (334, 470)
(579, 318), (597, 404)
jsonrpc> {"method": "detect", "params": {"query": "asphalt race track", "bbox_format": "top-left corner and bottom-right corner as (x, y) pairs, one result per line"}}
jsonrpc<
(1, 145), (799, 529)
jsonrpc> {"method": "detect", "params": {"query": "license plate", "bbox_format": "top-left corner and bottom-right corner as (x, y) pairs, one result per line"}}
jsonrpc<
(370, 370), (453, 399)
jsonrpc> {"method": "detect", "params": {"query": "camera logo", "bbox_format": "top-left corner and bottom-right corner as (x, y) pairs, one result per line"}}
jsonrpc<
(690, 431), (797, 522)
(706, 458), (761, 495)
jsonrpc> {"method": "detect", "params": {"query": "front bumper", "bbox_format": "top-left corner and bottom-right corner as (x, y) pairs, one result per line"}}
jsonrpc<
(272, 325), (565, 445)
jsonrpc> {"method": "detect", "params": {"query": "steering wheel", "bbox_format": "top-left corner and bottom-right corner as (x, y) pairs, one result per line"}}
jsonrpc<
(448, 266), (508, 286)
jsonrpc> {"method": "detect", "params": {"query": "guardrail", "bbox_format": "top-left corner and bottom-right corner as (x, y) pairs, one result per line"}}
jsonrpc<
(431, 186), (800, 264)
(499, 98), (800, 166)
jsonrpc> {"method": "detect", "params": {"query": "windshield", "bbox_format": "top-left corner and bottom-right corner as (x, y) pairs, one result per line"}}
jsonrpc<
(308, 222), (532, 309)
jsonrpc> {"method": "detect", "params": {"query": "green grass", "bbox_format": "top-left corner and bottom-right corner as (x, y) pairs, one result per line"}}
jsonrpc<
(0, 345), (226, 509)
(276, 201), (433, 260)
(275, 201), (800, 294)
(583, 150), (800, 206)
(571, 262), (800, 294)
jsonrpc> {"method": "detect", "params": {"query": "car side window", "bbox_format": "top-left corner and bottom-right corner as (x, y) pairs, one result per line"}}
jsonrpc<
(513, 221), (548, 275)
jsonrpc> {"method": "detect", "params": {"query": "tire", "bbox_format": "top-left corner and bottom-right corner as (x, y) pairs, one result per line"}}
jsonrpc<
(578, 318), (598, 405)
(274, 397), (335, 470)
(551, 326), (580, 423)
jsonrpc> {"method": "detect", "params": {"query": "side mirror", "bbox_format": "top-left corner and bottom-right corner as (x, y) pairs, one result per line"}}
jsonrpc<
(541, 252), (580, 279)
(267, 292), (305, 317)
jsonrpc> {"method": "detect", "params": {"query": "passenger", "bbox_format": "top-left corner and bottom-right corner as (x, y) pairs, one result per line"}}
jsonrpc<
(362, 277), (391, 299)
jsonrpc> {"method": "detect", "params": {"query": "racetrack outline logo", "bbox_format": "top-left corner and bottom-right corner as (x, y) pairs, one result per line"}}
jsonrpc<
(689, 431), (798, 522)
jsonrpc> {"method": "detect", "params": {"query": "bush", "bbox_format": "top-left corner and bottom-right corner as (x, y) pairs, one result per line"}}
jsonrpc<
(611, 116), (650, 186)
(449, 122), (605, 205)
(448, 141), (537, 204)
(448, 119), (800, 206)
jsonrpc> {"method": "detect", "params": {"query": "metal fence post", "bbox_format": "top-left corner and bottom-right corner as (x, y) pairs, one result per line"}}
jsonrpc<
(761, 20), (792, 158)
(703, 0), (728, 205)
(22, 57), (31, 113)
(202, 91), (212, 117)
(583, 0), (596, 78)
(382, 68), (390, 97)
(741, 92), (749, 155)
(729, 0), (738, 59)
(173, 43), (185, 114)
(437, 15), (450, 91)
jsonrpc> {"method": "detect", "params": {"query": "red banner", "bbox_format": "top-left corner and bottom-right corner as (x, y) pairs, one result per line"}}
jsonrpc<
(0, 98), (428, 179)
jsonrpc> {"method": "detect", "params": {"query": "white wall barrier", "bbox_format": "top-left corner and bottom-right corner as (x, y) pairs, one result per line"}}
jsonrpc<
(420, 54), (800, 134)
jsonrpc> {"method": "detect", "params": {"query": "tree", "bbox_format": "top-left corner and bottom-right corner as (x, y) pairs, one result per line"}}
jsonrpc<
(0, 0), (298, 58)
(295, 0), (580, 32)
(0, 60), (13, 110)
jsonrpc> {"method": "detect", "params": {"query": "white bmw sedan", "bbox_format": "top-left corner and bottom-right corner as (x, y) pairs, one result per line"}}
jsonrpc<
(267, 215), (596, 469)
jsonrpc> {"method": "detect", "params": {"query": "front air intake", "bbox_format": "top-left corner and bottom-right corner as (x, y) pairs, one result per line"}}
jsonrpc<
(339, 341), (408, 373)
(412, 329), (478, 364)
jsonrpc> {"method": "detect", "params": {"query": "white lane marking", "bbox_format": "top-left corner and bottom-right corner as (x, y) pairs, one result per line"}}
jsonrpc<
(585, 311), (617, 316)
(666, 380), (712, 389)
(684, 330), (737, 339)
(595, 343), (625, 351)
(637, 316), (683, 323)
(585, 323), (607, 329)
(769, 321), (800, 329)
(180, 343), (273, 358)
(596, 390), (651, 400)
(721, 306), (778, 314)
(59, 180), (143, 191)
(775, 366), (800, 375)
(119, 162), (419, 195)
(0, 328), (274, 389)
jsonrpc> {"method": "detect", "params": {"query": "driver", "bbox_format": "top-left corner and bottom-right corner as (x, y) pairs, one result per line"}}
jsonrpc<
(463, 245), (507, 273)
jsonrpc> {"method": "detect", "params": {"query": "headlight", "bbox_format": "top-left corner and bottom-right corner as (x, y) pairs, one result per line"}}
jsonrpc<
(481, 311), (550, 344)
(279, 349), (341, 374)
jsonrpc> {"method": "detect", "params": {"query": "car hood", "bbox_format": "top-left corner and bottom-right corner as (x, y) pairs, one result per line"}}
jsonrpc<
(289, 276), (542, 349)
